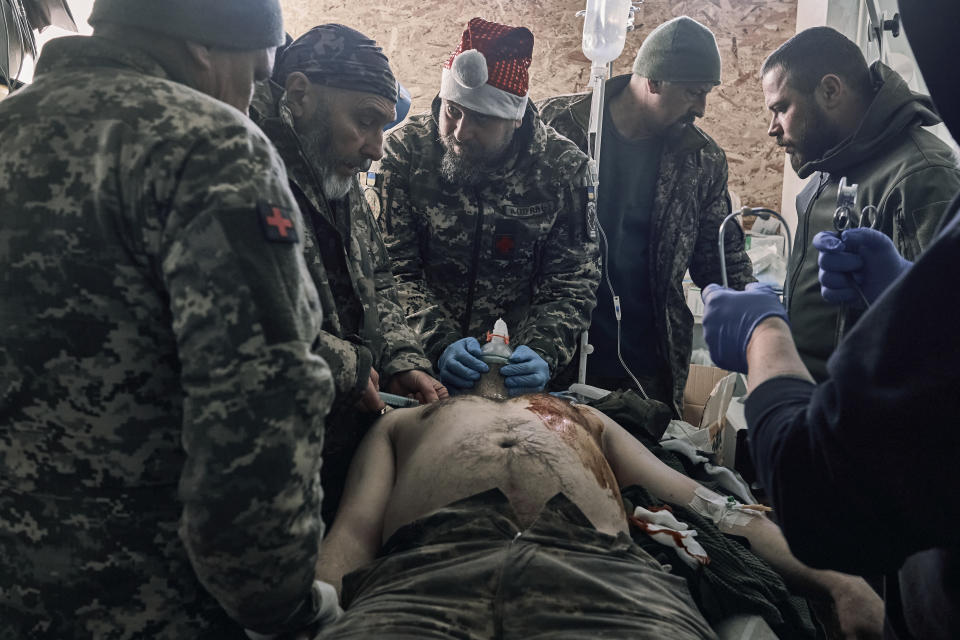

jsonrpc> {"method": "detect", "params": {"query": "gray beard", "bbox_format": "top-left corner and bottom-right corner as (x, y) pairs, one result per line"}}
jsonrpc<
(439, 148), (485, 186)
(298, 105), (369, 202)
(319, 168), (355, 201)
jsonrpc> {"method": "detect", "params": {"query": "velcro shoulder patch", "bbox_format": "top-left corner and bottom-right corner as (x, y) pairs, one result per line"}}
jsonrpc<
(258, 201), (299, 243)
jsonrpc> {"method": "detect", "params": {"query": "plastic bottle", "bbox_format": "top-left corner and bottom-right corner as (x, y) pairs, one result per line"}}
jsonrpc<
(481, 318), (513, 362)
(581, 0), (632, 66)
(476, 318), (513, 400)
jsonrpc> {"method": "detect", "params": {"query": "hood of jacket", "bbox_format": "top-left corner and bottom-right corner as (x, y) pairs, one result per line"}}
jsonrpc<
(795, 61), (943, 178)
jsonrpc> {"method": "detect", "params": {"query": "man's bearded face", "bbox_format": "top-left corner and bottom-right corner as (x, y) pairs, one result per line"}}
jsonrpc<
(299, 99), (374, 200)
(438, 100), (518, 186)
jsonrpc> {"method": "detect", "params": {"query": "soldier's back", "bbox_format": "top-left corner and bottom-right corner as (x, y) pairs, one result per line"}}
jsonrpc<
(0, 37), (266, 638)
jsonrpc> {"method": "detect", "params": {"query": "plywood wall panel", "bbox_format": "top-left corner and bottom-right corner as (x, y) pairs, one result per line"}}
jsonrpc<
(281, 0), (797, 210)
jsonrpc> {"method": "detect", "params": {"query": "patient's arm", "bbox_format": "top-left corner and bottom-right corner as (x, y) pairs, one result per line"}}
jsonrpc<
(316, 410), (400, 595)
(591, 406), (883, 638)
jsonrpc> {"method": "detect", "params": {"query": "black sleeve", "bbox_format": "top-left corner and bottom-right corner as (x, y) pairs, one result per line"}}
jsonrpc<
(745, 211), (960, 576)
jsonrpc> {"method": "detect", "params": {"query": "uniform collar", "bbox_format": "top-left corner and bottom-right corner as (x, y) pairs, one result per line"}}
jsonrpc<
(34, 35), (172, 82)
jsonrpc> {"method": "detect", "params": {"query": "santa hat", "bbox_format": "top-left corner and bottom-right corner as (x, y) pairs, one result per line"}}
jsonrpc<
(439, 17), (533, 120)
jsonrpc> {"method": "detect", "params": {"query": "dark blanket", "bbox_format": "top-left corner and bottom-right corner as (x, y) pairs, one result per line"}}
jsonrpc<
(591, 390), (817, 638)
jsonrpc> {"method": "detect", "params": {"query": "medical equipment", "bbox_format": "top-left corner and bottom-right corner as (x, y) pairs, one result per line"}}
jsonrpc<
(481, 317), (513, 362)
(832, 176), (877, 309)
(862, 0), (900, 62)
(833, 176), (880, 235)
(1, 0), (76, 88)
(719, 207), (793, 301)
(575, 0), (645, 393)
(378, 391), (419, 409)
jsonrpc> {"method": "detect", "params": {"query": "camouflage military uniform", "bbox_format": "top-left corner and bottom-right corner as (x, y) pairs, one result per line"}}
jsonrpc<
(251, 81), (432, 403)
(317, 489), (717, 639)
(0, 36), (334, 639)
(538, 75), (754, 414)
(379, 99), (600, 376)
(250, 80), (433, 525)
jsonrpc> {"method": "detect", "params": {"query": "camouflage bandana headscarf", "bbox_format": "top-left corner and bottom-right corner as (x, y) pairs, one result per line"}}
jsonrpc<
(273, 24), (398, 103)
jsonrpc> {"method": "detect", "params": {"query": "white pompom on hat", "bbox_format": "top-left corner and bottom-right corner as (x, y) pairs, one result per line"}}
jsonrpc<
(450, 49), (489, 89)
(439, 17), (533, 120)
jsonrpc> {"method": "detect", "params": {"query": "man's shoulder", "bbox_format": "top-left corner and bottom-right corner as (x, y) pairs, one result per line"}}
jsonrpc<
(388, 113), (436, 145)
(383, 113), (437, 168)
(848, 124), (960, 194)
(903, 126), (960, 173)
(536, 91), (589, 124)
(527, 120), (591, 182)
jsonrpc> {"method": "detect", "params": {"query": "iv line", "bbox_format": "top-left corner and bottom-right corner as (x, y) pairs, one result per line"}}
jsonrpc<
(596, 217), (650, 400)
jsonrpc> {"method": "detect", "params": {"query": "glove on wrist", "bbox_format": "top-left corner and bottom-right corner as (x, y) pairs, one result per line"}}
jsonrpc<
(814, 228), (912, 306)
(500, 345), (550, 396)
(437, 337), (488, 390)
(701, 282), (788, 373)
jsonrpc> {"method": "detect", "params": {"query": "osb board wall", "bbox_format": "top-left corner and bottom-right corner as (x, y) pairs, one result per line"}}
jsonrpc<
(281, 0), (797, 210)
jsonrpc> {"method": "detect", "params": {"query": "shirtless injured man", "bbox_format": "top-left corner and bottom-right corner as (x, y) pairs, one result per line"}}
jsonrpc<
(316, 381), (882, 639)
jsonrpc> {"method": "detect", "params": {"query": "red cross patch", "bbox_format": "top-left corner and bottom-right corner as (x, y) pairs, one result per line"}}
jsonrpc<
(495, 234), (515, 256)
(258, 201), (299, 243)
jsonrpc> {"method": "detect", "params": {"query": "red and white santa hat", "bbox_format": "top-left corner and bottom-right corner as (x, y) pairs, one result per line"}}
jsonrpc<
(439, 17), (534, 121)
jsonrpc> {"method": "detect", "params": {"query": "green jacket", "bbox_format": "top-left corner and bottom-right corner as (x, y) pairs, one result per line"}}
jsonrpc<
(379, 98), (600, 376)
(251, 81), (433, 406)
(538, 74), (754, 414)
(787, 62), (960, 380)
(0, 37), (333, 637)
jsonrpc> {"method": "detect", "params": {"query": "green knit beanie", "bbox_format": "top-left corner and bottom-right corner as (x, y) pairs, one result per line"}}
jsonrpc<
(88, 0), (284, 50)
(632, 16), (721, 85)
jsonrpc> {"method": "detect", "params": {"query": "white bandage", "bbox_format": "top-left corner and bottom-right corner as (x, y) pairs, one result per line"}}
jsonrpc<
(688, 486), (758, 529)
(631, 506), (709, 568)
(633, 506), (689, 531)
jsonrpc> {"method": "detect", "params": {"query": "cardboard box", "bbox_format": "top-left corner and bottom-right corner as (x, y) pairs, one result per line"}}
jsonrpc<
(675, 365), (739, 467)
(682, 364), (733, 427)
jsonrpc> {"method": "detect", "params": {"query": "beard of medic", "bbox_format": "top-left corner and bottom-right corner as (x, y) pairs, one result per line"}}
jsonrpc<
(438, 125), (515, 186)
(299, 101), (372, 201)
(785, 99), (837, 173)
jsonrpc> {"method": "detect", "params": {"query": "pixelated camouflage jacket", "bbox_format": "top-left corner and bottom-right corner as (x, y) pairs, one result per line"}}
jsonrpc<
(538, 74), (754, 414)
(250, 81), (433, 405)
(0, 36), (334, 638)
(378, 98), (601, 375)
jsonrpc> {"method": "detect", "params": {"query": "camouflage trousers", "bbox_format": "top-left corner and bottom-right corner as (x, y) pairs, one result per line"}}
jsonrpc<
(318, 489), (716, 639)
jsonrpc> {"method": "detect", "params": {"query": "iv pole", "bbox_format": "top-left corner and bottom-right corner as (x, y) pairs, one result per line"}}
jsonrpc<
(575, 0), (641, 386)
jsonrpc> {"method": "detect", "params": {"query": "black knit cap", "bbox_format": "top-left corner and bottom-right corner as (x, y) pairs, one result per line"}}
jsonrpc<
(88, 0), (285, 50)
(273, 24), (398, 104)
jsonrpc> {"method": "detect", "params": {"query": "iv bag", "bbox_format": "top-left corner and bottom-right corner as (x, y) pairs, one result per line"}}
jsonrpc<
(581, 0), (631, 66)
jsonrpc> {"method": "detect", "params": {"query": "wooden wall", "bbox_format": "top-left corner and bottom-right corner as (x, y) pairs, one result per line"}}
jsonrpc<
(281, 0), (797, 210)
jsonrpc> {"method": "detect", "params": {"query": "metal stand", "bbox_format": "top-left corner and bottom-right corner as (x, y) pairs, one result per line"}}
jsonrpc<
(719, 207), (793, 302)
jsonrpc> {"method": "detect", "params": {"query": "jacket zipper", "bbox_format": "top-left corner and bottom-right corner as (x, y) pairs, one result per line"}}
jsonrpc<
(787, 173), (829, 312)
(461, 189), (485, 335)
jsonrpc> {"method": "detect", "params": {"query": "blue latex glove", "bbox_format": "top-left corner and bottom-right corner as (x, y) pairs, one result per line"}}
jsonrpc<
(437, 337), (488, 390)
(813, 228), (912, 306)
(701, 282), (789, 374)
(500, 345), (550, 396)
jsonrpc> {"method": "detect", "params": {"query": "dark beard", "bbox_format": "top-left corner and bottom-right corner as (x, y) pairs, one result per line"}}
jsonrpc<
(790, 104), (837, 172)
(438, 132), (513, 186)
